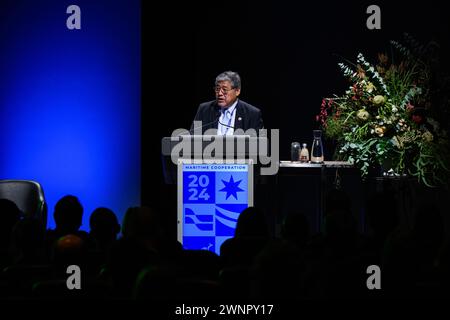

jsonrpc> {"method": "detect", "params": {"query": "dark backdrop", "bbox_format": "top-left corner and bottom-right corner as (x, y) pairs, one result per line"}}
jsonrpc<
(142, 0), (450, 213)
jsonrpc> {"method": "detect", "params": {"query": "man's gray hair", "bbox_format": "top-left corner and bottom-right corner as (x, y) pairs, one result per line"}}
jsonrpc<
(215, 71), (241, 89)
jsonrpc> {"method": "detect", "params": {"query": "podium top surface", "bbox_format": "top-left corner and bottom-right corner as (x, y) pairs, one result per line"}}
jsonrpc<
(279, 161), (353, 168)
(161, 135), (268, 157)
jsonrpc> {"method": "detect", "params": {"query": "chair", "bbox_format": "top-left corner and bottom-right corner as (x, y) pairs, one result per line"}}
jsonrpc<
(0, 180), (47, 228)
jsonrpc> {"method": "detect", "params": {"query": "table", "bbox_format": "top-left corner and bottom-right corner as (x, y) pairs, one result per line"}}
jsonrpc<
(275, 161), (357, 233)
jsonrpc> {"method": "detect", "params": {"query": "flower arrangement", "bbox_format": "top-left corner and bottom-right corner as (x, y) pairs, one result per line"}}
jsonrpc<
(317, 35), (450, 187)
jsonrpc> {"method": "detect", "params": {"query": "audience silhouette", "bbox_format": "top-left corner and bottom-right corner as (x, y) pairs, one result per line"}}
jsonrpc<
(0, 199), (22, 269)
(219, 207), (271, 271)
(0, 183), (449, 301)
(89, 207), (120, 265)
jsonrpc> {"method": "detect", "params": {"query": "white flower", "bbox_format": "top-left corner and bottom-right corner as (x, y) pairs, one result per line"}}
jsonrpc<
(365, 82), (375, 93)
(392, 105), (398, 113)
(391, 136), (401, 149)
(373, 95), (386, 105)
(390, 115), (398, 122)
(422, 131), (434, 142)
(357, 109), (370, 120)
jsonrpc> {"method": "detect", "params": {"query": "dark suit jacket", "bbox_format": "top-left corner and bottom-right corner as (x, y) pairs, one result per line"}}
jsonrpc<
(190, 99), (264, 134)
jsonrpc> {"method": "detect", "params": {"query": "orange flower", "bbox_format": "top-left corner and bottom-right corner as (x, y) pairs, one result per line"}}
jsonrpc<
(378, 53), (388, 65)
(374, 125), (386, 137)
(356, 65), (366, 79)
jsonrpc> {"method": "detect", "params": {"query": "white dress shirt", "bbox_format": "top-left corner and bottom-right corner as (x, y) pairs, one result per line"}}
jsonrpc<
(218, 100), (238, 135)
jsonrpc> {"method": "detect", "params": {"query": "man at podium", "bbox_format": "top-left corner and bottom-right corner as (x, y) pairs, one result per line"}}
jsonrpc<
(191, 71), (264, 135)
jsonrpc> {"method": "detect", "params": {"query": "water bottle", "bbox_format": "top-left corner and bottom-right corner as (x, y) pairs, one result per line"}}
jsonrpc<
(311, 130), (324, 163)
(291, 142), (301, 162)
(300, 143), (309, 163)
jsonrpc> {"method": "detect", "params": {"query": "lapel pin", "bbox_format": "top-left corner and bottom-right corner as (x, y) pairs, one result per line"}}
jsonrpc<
(238, 117), (242, 121)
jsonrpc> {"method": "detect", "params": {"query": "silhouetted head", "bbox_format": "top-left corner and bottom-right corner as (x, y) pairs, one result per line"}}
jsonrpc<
(413, 202), (444, 250)
(366, 191), (399, 238)
(281, 211), (310, 248)
(107, 237), (160, 297)
(251, 240), (304, 299)
(0, 198), (22, 246)
(11, 218), (46, 257)
(53, 195), (83, 234)
(234, 207), (269, 238)
(324, 209), (357, 243)
(53, 234), (86, 266)
(89, 207), (120, 242)
(121, 206), (163, 240)
(56, 233), (83, 249)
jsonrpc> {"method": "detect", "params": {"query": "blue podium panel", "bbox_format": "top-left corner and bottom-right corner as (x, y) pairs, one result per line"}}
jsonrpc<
(178, 161), (253, 255)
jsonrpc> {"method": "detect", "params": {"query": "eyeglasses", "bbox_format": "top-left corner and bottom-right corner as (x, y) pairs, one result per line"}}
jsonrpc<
(213, 86), (235, 95)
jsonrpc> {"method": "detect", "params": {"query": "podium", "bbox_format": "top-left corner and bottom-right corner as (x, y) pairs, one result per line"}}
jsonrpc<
(177, 159), (253, 255)
(161, 135), (263, 254)
(161, 135), (267, 184)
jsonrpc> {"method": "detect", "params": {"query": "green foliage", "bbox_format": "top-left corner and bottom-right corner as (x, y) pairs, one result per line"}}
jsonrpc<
(317, 36), (450, 187)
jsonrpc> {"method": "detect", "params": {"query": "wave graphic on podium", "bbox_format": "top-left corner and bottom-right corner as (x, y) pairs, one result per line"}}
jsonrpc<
(185, 208), (213, 231)
(215, 204), (248, 236)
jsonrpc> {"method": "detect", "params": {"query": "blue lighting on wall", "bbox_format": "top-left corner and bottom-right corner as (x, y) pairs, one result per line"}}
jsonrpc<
(0, 1), (141, 230)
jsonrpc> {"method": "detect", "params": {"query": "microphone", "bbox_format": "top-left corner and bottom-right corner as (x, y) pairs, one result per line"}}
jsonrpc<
(189, 110), (221, 134)
(218, 119), (235, 129)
